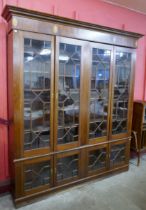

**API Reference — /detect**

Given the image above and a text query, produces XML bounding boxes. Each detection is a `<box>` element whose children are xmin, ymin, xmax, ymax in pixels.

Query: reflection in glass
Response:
<box><xmin>24</xmin><ymin>38</ymin><xmax>51</xmax><ymax>150</ymax></box>
<box><xmin>88</xmin><ymin>148</ymin><xmax>107</xmax><ymax>171</ymax></box>
<box><xmin>57</xmin><ymin>43</ymin><xmax>81</xmax><ymax>144</ymax></box>
<box><xmin>89</xmin><ymin>48</ymin><xmax>111</xmax><ymax>139</ymax></box>
<box><xmin>24</xmin><ymin>161</ymin><xmax>51</xmax><ymax>190</ymax></box>
<box><xmin>57</xmin><ymin>154</ymin><xmax>79</xmax><ymax>181</ymax></box>
<box><xmin>112</xmin><ymin>52</ymin><xmax>131</xmax><ymax>134</ymax></box>
<box><xmin>110</xmin><ymin>143</ymin><xmax>126</xmax><ymax>167</ymax></box>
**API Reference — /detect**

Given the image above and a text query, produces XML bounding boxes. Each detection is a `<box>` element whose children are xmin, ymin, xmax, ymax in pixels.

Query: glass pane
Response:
<box><xmin>57</xmin><ymin>43</ymin><xmax>81</xmax><ymax>144</ymax></box>
<box><xmin>88</xmin><ymin>148</ymin><xmax>107</xmax><ymax>172</ymax></box>
<box><xmin>24</xmin><ymin>38</ymin><xmax>51</xmax><ymax>150</ymax></box>
<box><xmin>24</xmin><ymin>160</ymin><xmax>51</xmax><ymax>190</ymax></box>
<box><xmin>57</xmin><ymin>154</ymin><xmax>79</xmax><ymax>181</ymax></box>
<box><xmin>112</xmin><ymin>52</ymin><xmax>132</xmax><ymax>134</ymax></box>
<box><xmin>110</xmin><ymin>143</ymin><xmax>126</xmax><ymax>167</ymax></box>
<box><xmin>89</xmin><ymin>48</ymin><xmax>111</xmax><ymax>139</ymax></box>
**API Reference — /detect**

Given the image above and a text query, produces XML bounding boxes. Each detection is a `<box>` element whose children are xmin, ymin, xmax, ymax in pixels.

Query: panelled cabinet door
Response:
<box><xmin>87</xmin><ymin>43</ymin><xmax>113</xmax><ymax>144</ymax></box>
<box><xmin>14</xmin><ymin>31</ymin><xmax>54</xmax><ymax>157</ymax></box>
<box><xmin>110</xmin><ymin>47</ymin><xmax>135</xmax><ymax>139</ymax></box>
<box><xmin>54</xmin><ymin>37</ymin><xmax>87</xmax><ymax>151</ymax></box>
<box><xmin>54</xmin><ymin>150</ymin><xmax>81</xmax><ymax>185</ymax></box>
<box><xmin>86</xmin><ymin>144</ymin><xmax>108</xmax><ymax>176</ymax></box>
<box><xmin>14</xmin><ymin>156</ymin><xmax>53</xmax><ymax>198</ymax></box>
<box><xmin>109</xmin><ymin>140</ymin><xmax>130</xmax><ymax>169</ymax></box>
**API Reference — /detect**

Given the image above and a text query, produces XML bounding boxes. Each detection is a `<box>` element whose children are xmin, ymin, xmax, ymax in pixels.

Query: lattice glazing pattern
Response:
<box><xmin>24</xmin><ymin>160</ymin><xmax>51</xmax><ymax>190</ymax></box>
<box><xmin>110</xmin><ymin>143</ymin><xmax>126</xmax><ymax>167</ymax></box>
<box><xmin>58</xmin><ymin>43</ymin><xmax>81</xmax><ymax>144</ymax></box>
<box><xmin>112</xmin><ymin>52</ymin><xmax>132</xmax><ymax>134</ymax></box>
<box><xmin>88</xmin><ymin>148</ymin><xmax>107</xmax><ymax>171</ymax></box>
<box><xmin>89</xmin><ymin>48</ymin><xmax>111</xmax><ymax>139</ymax></box>
<box><xmin>24</xmin><ymin>38</ymin><xmax>51</xmax><ymax>150</ymax></box>
<box><xmin>57</xmin><ymin>154</ymin><xmax>79</xmax><ymax>181</ymax></box>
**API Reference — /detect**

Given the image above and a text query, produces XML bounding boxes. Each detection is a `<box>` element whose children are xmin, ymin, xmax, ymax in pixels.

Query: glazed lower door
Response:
<box><xmin>109</xmin><ymin>139</ymin><xmax>130</xmax><ymax>169</ymax></box>
<box><xmin>15</xmin><ymin>156</ymin><xmax>53</xmax><ymax>198</ymax></box>
<box><xmin>86</xmin><ymin>144</ymin><xmax>108</xmax><ymax>176</ymax></box>
<box><xmin>54</xmin><ymin>150</ymin><xmax>81</xmax><ymax>186</ymax></box>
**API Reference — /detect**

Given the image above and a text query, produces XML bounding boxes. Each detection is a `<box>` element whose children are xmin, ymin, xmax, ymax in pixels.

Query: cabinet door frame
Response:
<box><xmin>109</xmin><ymin>47</ymin><xmax>136</xmax><ymax>140</ymax></box>
<box><xmin>86</xmin><ymin>42</ymin><xmax>114</xmax><ymax>145</ymax></box>
<box><xmin>12</xmin><ymin>31</ymin><xmax>55</xmax><ymax>158</ymax></box>
<box><xmin>15</xmin><ymin>155</ymin><xmax>53</xmax><ymax>198</ymax></box>
<box><xmin>54</xmin><ymin>36</ymin><xmax>90</xmax><ymax>151</ymax></box>
<box><xmin>86</xmin><ymin>143</ymin><xmax>109</xmax><ymax>176</ymax></box>
<box><xmin>54</xmin><ymin>150</ymin><xmax>81</xmax><ymax>186</ymax></box>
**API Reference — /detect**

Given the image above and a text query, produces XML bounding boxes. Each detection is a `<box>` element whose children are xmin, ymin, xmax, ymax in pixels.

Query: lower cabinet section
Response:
<box><xmin>14</xmin><ymin>139</ymin><xmax>130</xmax><ymax>204</ymax></box>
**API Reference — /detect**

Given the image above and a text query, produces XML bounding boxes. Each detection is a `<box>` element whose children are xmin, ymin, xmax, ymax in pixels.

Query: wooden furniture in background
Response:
<box><xmin>131</xmin><ymin>130</ymin><xmax>140</xmax><ymax>166</ymax></box>
<box><xmin>132</xmin><ymin>101</ymin><xmax>146</xmax><ymax>165</ymax></box>
<box><xmin>2</xmin><ymin>5</ymin><xmax>142</xmax><ymax>206</ymax></box>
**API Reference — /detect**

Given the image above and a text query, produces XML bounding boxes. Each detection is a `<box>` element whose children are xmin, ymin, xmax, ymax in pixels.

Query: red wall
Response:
<box><xmin>0</xmin><ymin>0</ymin><xmax>146</xmax><ymax>184</ymax></box>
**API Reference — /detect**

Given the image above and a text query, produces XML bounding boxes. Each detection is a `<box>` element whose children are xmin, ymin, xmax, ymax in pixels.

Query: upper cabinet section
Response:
<box><xmin>3</xmin><ymin>5</ymin><xmax>142</xmax><ymax>159</ymax></box>
<box><xmin>2</xmin><ymin>5</ymin><xmax>142</xmax><ymax>48</ymax></box>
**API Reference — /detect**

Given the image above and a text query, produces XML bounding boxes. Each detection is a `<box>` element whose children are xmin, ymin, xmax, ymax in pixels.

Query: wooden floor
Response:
<box><xmin>0</xmin><ymin>155</ymin><xmax>146</xmax><ymax>210</ymax></box>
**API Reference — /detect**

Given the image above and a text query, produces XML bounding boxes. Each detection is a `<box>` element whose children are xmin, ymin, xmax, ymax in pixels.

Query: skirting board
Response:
<box><xmin>0</xmin><ymin>179</ymin><xmax>10</xmax><ymax>194</ymax></box>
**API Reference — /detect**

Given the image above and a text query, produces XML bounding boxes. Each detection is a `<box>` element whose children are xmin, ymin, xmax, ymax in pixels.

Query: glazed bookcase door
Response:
<box><xmin>14</xmin><ymin>156</ymin><xmax>53</xmax><ymax>198</ymax></box>
<box><xmin>87</xmin><ymin>43</ymin><xmax>113</xmax><ymax>144</ymax></box>
<box><xmin>86</xmin><ymin>144</ymin><xmax>108</xmax><ymax>176</ymax></box>
<box><xmin>109</xmin><ymin>140</ymin><xmax>130</xmax><ymax>169</ymax></box>
<box><xmin>110</xmin><ymin>47</ymin><xmax>135</xmax><ymax>139</ymax></box>
<box><xmin>54</xmin><ymin>37</ymin><xmax>87</xmax><ymax>151</ymax></box>
<box><xmin>15</xmin><ymin>31</ymin><xmax>54</xmax><ymax>157</ymax></box>
<box><xmin>54</xmin><ymin>150</ymin><xmax>81</xmax><ymax>186</ymax></box>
